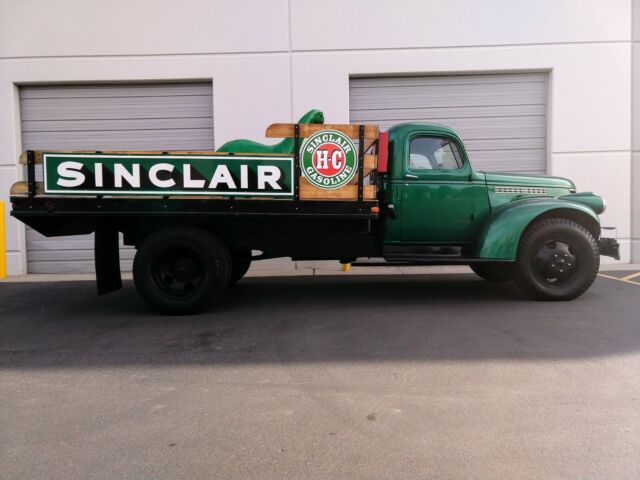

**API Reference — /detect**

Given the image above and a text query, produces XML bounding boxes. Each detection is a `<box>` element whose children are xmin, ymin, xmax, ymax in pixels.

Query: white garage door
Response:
<box><xmin>20</xmin><ymin>82</ymin><xmax>214</xmax><ymax>274</ymax></box>
<box><xmin>350</xmin><ymin>72</ymin><xmax>548</xmax><ymax>174</ymax></box>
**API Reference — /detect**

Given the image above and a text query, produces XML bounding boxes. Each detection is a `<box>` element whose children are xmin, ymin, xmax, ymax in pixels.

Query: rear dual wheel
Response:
<box><xmin>133</xmin><ymin>227</ymin><xmax>232</xmax><ymax>314</ymax></box>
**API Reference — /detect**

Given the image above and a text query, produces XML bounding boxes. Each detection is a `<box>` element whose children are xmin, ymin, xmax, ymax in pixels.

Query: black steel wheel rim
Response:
<box><xmin>531</xmin><ymin>239</ymin><xmax>578</xmax><ymax>286</ymax></box>
<box><xmin>151</xmin><ymin>245</ymin><xmax>207</xmax><ymax>298</ymax></box>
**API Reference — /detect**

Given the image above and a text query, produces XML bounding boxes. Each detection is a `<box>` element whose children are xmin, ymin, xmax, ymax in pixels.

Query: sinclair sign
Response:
<box><xmin>301</xmin><ymin>130</ymin><xmax>358</xmax><ymax>189</ymax></box>
<box><xmin>42</xmin><ymin>130</ymin><xmax>360</xmax><ymax>197</ymax></box>
<box><xmin>43</xmin><ymin>153</ymin><xmax>294</xmax><ymax>197</ymax></box>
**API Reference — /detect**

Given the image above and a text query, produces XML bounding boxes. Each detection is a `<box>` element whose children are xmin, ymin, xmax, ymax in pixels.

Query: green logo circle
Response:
<box><xmin>300</xmin><ymin>130</ymin><xmax>358</xmax><ymax>189</ymax></box>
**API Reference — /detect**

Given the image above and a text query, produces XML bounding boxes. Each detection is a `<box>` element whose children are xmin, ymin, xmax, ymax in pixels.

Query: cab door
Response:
<box><xmin>399</xmin><ymin>135</ymin><xmax>489</xmax><ymax>244</ymax></box>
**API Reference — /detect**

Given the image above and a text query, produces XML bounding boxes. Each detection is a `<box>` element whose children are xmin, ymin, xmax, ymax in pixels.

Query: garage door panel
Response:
<box><xmin>21</xmin><ymin>83</ymin><xmax>213</xmax><ymax>99</ymax></box>
<box><xmin>26</xmin><ymin>239</ymin><xmax>94</xmax><ymax>252</ymax></box>
<box><xmin>26</xmin><ymin>231</ymin><xmax>132</xmax><ymax>252</ymax></box>
<box><xmin>23</xmin><ymin>117</ymin><xmax>213</xmax><ymax>133</ymax></box>
<box><xmin>350</xmin><ymin>73</ymin><xmax>547</xmax><ymax>174</ymax></box>
<box><xmin>21</xmin><ymin>97</ymin><xmax>213</xmax><ymax>121</ymax></box>
<box><xmin>350</xmin><ymin>73</ymin><xmax>547</xmax><ymax>88</ymax></box>
<box><xmin>350</xmin><ymin>103</ymin><xmax>546</xmax><ymax>121</ymax></box>
<box><xmin>466</xmin><ymin>149</ymin><xmax>547</xmax><ymax>173</ymax></box>
<box><xmin>26</xmin><ymin>229</ymin><xmax>94</xmax><ymax>249</ymax></box>
<box><xmin>23</xmin><ymin>129</ymin><xmax>215</xmax><ymax>150</ymax></box>
<box><xmin>435</xmin><ymin>117</ymin><xmax>545</xmax><ymax>140</ymax></box>
<box><xmin>464</xmin><ymin>137</ymin><xmax>546</xmax><ymax>151</ymax></box>
<box><xmin>350</xmin><ymin>84</ymin><xmax>546</xmax><ymax>109</ymax></box>
<box><xmin>350</xmin><ymin>80</ymin><xmax>546</xmax><ymax>98</ymax></box>
<box><xmin>350</xmin><ymin>91</ymin><xmax>544</xmax><ymax>110</ymax></box>
<box><xmin>20</xmin><ymin>81</ymin><xmax>214</xmax><ymax>274</ymax></box>
<box><xmin>27</xmin><ymin>248</ymin><xmax>135</xmax><ymax>262</ymax></box>
<box><xmin>27</xmin><ymin>259</ymin><xmax>134</xmax><ymax>275</ymax></box>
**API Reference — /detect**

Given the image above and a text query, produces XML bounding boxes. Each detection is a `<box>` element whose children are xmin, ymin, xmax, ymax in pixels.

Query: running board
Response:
<box><xmin>353</xmin><ymin>256</ymin><xmax>513</xmax><ymax>266</ymax></box>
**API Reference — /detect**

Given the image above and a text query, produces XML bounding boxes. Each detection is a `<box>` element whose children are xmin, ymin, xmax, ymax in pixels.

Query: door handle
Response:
<box><xmin>387</xmin><ymin>203</ymin><xmax>398</xmax><ymax>219</ymax></box>
<box><xmin>405</xmin><ymin>174</ymin><xmax>418</xmax><ymax>179</ymax></box>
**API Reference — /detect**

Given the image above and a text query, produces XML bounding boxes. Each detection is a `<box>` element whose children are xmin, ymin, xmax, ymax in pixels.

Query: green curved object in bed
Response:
<box><xmin>217</xmin><ymin>109</ymin><xmax>324</xmax><ymax>155</ymax></box>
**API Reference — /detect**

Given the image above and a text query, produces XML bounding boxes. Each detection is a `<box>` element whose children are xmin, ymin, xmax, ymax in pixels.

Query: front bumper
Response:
<box><xmin>598</xmin><ymin>238</ymin><xmax>620</xmax><ymax>260</ymax></box>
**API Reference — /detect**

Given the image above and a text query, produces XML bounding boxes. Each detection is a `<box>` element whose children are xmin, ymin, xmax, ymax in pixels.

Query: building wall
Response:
<box><xmin>0</xmin><ymin>0</ymin><xmax>634</xmax><ymax>274</ymax></box>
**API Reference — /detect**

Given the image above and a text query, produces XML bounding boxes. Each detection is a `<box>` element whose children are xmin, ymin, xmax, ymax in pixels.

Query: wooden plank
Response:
<box><xmin>363</xmin><ymin>154</ymin><xmax>376</xmax><ymax>171</ymax></box>
<box><xmin>363</xmin><ymin>137</ymin><xmax>378</xmax><ymax>153</ymax></box>
<box><xmin>10</xmin><ymin>181</ymin><xmax>43</xmax><ymax>196</ymax></box>
<box><xmin>19</xmin><ymin>141</ymin><xmax>377</xmax><ymax>165</ymax></box>
<box><xmin>299</xmin><ymin>177</ymin><xmax>377</xmax><ymax>201</ymax></box>
<box><xmin>348</xmin><ymin>154</ymin><xmax>376</xmax><ymax>184</ymax></box>
<box><xmin>19</xmin><ymin>150</ymin><xmax>294</xmax><ymax>165</ymax></box>
<box><xmin>265</xmin><ymin>123</ymin><xmax>379</xmax><ymax>140</ymax></box>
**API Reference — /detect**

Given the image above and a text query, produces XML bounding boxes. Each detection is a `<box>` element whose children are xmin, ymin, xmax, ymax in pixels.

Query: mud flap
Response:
<box><xmin>95</xmin><ymin>221</ymin><xmax>122</xmax><ymax>295</ymax></box>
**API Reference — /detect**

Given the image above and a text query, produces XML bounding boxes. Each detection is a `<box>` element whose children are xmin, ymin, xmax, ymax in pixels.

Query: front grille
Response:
<box><xmin>494</xmin><ymin>186</ymin><xmax>549</xmax><ymax>195</ymax></box>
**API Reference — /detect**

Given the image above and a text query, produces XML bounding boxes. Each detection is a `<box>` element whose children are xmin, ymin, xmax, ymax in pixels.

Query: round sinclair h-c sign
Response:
<box><xmin>300</xmin><ymin>130</ymin><xmax>358</xmax><ymax>189</ymax></box>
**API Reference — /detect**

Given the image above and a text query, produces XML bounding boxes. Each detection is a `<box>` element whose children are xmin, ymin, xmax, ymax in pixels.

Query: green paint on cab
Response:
<box><xmin>383</xmin><ymin>123</ymin><xmax>490</xmax><ymax>244</ymax></box>
<box><xmin>383</xmin><ymin>122</ymin><xmax>608</xmax><ymax>259</ymax></box>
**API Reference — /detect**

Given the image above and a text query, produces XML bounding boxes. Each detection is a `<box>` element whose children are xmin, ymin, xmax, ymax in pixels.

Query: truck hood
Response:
<box><xmin>483</xmin><ymin>171</ymin><xmax>605</xmax><ymax>214</ymax></box>
<box><xmin>483</xmin><ymin>172</ymin><xmax>575</xmax><ymax>190</ymax></box>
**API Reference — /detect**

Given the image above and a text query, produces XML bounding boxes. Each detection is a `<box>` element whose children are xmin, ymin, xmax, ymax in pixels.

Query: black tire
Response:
<box><xmin>470</xmin><ymin>263</ymin><xmax>514</xmax><ymax>282</ymax></box>
<box><xmin>230</xmin><ymin>249</ymin><xmax>252</xmax><ymax>286</ymax></box>
<box><xmin>133</xmin><ymin>227</ymin><xmax>232</xmax><ymax>314</ymax></box>
<box><xmin>514</xmin><ymin>218</ymin><xmax>599</xmax><ymax>301</ymax></box>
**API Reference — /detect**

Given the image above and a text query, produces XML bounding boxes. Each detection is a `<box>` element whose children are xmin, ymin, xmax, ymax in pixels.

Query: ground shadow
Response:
<box><xmin>1</xmin><ymin>274</ymin><xmax>638</xmax><ymax>367</ymax></box>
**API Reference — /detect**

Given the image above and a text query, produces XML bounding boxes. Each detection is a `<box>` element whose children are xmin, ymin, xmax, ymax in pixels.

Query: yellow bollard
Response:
<box><xmin>0</xmin><ymin>200</ymin><xmax>6</xmax><ymax>279</ymax></box>
<box><xmin>341</xmin><ymin>262</ymin><xmax>351</xmax><ymax>272</ymax></box>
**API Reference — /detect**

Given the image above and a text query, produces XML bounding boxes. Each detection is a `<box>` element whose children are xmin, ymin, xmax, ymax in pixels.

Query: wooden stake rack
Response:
<box><xmin>265</xmin><ymin>122</ymin><xmax>379</xmax><ymax>201</ymax></box>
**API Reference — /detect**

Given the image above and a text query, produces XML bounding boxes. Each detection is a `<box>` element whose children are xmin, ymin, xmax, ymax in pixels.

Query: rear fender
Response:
<box><xmin>475</xmin><ymin>198</ymin><xmax>600</xmax><ymax>260</ymax></box>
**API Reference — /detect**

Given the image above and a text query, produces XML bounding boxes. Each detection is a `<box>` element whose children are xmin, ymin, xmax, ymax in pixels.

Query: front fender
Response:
<box><xmin>475</xmin><ymin>198</ymin><xmax>600</xmax><ymax>260</ymax></box>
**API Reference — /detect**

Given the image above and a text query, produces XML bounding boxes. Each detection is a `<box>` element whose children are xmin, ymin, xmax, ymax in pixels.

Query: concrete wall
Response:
<box><xmin>0</xmin><ymin>0</ymin><xmax>635</xmax><ymax>274</ymax></box>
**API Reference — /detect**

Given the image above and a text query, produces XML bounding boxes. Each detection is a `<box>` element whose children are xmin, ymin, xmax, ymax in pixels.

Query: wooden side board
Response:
<box><xmin>265</xmin><ymin>123</ymin><xmax>379</xmax><ymax>140</ymax></box>
<box><xmin>299</xmin><ymin>178</ymin><xmax>376</xmax><ymax>201</ymax></box>
<box><xmin>18</xmin><ymin>150</ymin><xmax>293</xmax><ymax>165</ymax></box>
<box><xmin>10</xmin><ymin>181</ymin><xmax>43</xmax><ymax>196</ymax></box>
<box><xmin>19</xmin><ymin>151</ymin><xmax>376</xmax><ymax>178</ymax></box>
<box><xmin>17</xmin><ymin>139</ymin><xmax>380</xmax><ymax>201</ymax></box>
<box><xmin>347</xmin><ymin>154</ymin><xmax>376</xmax><ymax>183</ymax></box>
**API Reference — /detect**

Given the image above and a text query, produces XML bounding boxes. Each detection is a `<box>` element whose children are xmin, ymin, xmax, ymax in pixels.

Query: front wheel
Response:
<box><xmin>133</xmin><ymin>227</ymin><xmax>232</xmax><ymax>314</ymax></box>
<box><xmin>514</xmin><ymin>218</ymin><xmax>599</xmax><ymax>301</ymax></box>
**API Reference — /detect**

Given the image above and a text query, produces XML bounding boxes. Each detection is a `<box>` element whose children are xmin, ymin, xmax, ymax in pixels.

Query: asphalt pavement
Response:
<box><xmin>1</xmin><ymin>273</ymin><xmax>639</xmax><ymax>479</ymax></box>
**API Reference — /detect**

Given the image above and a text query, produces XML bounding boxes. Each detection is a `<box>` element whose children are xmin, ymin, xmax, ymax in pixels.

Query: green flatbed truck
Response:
<box><xmin>10</xmin><ymin>109</ymin><xmax>619</xmax><ymax>314</ymax></box>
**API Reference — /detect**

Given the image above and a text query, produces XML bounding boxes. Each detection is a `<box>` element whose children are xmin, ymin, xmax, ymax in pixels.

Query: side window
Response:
<box><xmin>408</xmin><ymin>136</ymin><xmax>463</xmax><ymax>171</ymax></box>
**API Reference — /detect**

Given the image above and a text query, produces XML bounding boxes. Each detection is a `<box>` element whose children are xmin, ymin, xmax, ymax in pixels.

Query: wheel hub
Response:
<box><xmin>170</xmin><ymin>257</ymin><xmax>197</xmax><ymax>282</ymax></box>
<box><xmin>534</xmin><ymin>240</ymin><xmax>577</xmax><ymax>284</ymax></box>
<box><xmin>151</xmin><ymin>246</ymin><xmax>206</xmax><ymax>297</ymax></box>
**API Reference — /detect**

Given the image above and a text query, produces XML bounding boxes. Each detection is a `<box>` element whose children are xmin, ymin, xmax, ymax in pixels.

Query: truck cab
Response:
<box><xmin>383</xmin><ymin>123</ymin><xmax>490</xmax><ymax>247</ymax></box>
<box><xmin>379</xmin><ymin>122</ymin><xmax>618</xmax><ymax>300</ymax></box>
